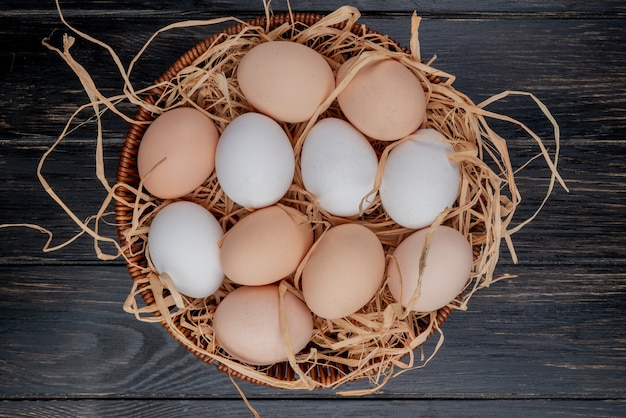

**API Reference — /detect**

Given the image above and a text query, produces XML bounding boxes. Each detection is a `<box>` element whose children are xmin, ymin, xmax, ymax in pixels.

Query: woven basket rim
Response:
<box><xmin>114</xmin><ymin>11</ymin><xmax>452</xmax><ymax>389</ymax></box>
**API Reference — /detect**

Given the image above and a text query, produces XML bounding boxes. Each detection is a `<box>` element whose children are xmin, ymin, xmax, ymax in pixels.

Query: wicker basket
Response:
<box><xmin>115</xmin><ymin>12</ymin><xmax>467</xmax><ymax>389</ymax></box>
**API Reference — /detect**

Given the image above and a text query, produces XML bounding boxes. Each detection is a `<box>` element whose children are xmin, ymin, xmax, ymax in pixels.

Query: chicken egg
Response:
<box><xmin>302</xmin><ymin>223</ymin><xmax>385</xmax><ymax>320</ymax></box>
<box><xmin>387</xmin><ymin>225</ymin><xmax>473</xmax><ymax>312</ymax></box>
<box><xmin>337</xmin><ymin>56</ymin><xmax>426</xmax><ymax>142</ymax></box>
<box><xmin>380</xmin><ymin>128</ymin><xmax>460</xmax><ymax>229</ymax></box>
<box><xmin>137</xmin><ymin>107</ymin><xmax>219</xmax><ymax>199</ymax></box>
<box><xmin>237</xmin><ymin>41</ymin><xmax>335</xmax><ymax>123</ymax></box>
<box><xmin>213</xmin><ymin>284</ymin><xmax>314</xmax><ymax>365</ymax></box>
<box><xmin>215</xmin><ymin>112</ymin><xmax>295</xmax><ymax>209</ymax></box>
<box><xmin>219</xmin><ymin>205</ymin><xmax>314</xmax><ymax>286</ymax></box>
<box><xmin>147</xmin><ymin>200</ymin><xmax>224</xmax><ymax>299</ymax></box>
<box><xmin>301</xmin><ymin>118</ymin><xmax>378</xmax><ymax>217</ymax></box>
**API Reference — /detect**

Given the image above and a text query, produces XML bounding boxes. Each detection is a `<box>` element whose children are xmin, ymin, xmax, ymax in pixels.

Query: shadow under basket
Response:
<box><xmin>115</xmin><ymin>12</ymin><xmax>456</xmax><ymax>390</ymax></box>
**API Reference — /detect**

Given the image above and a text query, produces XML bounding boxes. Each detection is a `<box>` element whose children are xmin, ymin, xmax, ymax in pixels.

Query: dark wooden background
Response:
<box><xmin>1</xmin><ymin>0</ymin><xmax>625</xmax><ymax>416</ymax></box>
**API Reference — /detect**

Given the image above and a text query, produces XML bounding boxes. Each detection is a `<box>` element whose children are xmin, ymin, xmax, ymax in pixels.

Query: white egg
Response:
<box><xmin>148</xmin><ymin>200</ymin><xmax>224</xmax><ymax>298</ymax></box>
<box><xmin>215</xmin><ymin>112</ymin><xmax>295</xmax><ymax>208</ymax></box>
<box><xmin>301</xmin><ymin>118</ymin><xmax>378</xmax><ymax>217</ymax></box>
<box><xmin>380</xmin><ymin>128</ymin><xmax>460</xmax><ymax>229</ymax></box>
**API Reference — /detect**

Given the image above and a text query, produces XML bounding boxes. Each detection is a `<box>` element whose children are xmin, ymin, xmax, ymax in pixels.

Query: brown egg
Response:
<box><xmin>213</xmin><ymin>284</ymin><xmax>313</xmax><ymax>365</ymax></box>
<box><xmin>387</xmin><ymin>226</ymin><xmax>473</xmax><ymax>312</ymax></box>
<box><xmin>302</xmin><ymin>223</ymin><xmax>385</xmax><ymax>320</ymax></box>
<box><xmin>337</xmin><ymin>56</ymin><xmax>426</xmax><ymax>141</ymax></box>
<box><xmin>137</xmin><ymin>107</ymin><xmax>219</xmax><ymax>199</ymax></box>
<box><xmin>219</xmin><ymin>205</ymin><xmax>314</xmax><ymax>286</ymax></box>
<box><xmin>237</xmin><ymin>41</ymin><xmax>335</xmax><ymax>123</ymax></box>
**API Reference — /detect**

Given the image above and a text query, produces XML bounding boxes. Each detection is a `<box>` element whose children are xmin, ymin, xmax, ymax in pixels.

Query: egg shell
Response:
<box><xmin>387</xmin><ymin>225</ymin><xmax>473</xmax><ymax>312</ymax></box>
<box><xmin>301</xmin><ymin>118</ymin><xmax>378</xmax><ymax>217</ymax></box>
<box><xmin>137</xmin><ymin>107</ymin><xmax>219</xmax><ymax>199</ymax></box>
<box><xmin>336</xmin><ymin>56</ymin><xmax>426</xmax><ymax>141</ymax></box>
<box><xmin>215</xmin><ymin>112</ymin><xmax>295</xmax><ymax>208</ymax></box>
<box><xmin>219</xmin><ymin>205</ymin><xmax>314</xmax><ymax>286</ymax></box>
<box><xmin>302</xmin><ymin>223</ymin><xmax>385</xmax><ymax>320</ymax></box>
<box><xmin>147</xmin><ymin>201</ymin><xmax>224</xmax><ymax>298</ymax></box>
<box><xmin>237</xmin><ymin>41</ymin><xmax>335</xmax><ymax>123</ymax></box>
<box><xmin>213</xmin><ymin>284</ymin><xmax>314</xmax><ymax>365</ymax></box>
<box><xmin>380</xmin><ymin>128</ymin><xmax>460</xmax><ymax>229</ymax></box>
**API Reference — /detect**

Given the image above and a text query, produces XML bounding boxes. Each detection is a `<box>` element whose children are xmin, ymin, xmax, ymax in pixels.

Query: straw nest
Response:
<box><xmin>42</xmin><ymin>4</ymin><xmax>564</xmax><ymax>395</ymax></box>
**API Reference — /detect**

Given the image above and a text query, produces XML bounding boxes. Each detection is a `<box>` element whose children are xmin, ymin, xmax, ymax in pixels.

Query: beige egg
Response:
<box><xmin>219</xmin><ymin>205</ymin><xmax>314</xmax><ymax>286</ymax></box>
<box><xmin>302</xmin><ymin>223</ymin><xmax>385</xmax><ymax>320</ymax></box>
<box><xmin>337</xmin><ymin>56</ymin><xmax>426</xmax><ymax>141</ymax></box>
<box><xmin>213</xmin><ymin>284</ymin><xmax>313</xmax><ymax>365</ymax></box>
<box><xmin>387</xmin><ymin>226</ymin><xmax>473</xmax><ymax>312</ymax></box>
<box><xmin>137</xmin><ymin>107</ymin><xmax>219</xmax><ymax>199</ymax></box>
<box><xmin>237</xmin><ymin>41</ymin><xmax>335</xmax><ymax>123</ymax></box>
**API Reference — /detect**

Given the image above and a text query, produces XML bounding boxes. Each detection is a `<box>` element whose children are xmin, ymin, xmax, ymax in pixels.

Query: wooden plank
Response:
<box><xmin>2</xmin><ymin>0</ymin><xmax>626</xmax><ymax>15</ymax></box>
<box><xmin>0</xmin><ymin>265</ymin><xmax>624</xmax><ymax>398</ymax></box>
<box><xmin>0</xmin><ymin>399</ymin><xmax>625</xmax><ymax>417</ymax></box>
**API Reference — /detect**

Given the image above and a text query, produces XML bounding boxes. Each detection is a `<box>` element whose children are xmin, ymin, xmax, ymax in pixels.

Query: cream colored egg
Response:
<box><xmin>387</xmin><ymin>225</ymin><xmax>473</xmax><ymax>312</ymax></box>
<box><xmin>219</xmin><ymin>205</ymin><xmax>314</xmax><ymax>286</ymax></box>
<box><xmin>213</xmin><ymin>284</ymin><xmax>313</xmax><ymax>365</ymax></box>
<box><xmin>337</xmin><ymin>56</ymin><xmax>426</xmax><ymax>141</ymax></box>
<box><xmin>302</xmin><ymin>223</ymin><xmax>385</xmax><ymax>320</ymax></box>
<box><xmin>237</xmin><ymin>41</ymin><xmax>335</xmax><ymax>123</ymax></box>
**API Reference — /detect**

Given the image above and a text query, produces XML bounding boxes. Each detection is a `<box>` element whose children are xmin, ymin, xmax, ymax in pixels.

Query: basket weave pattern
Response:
<box><xmin>115</xmin><ymin>12</ymin><xmax>478</xmax><ymax>389</ymax></box>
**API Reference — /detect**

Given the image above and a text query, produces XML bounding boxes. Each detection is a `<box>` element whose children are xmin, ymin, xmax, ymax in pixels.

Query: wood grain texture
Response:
<box><xmin>1</xmin><ymin>0</ymin><xmax>625</xmax><ymax>416</ymax></box>
<box><xmin>1</xmin><ymin>265</ymin><xmax>624</xmax><ymax>399</ymax></box>
<box><xmin>1</xmin><ymin>399</ymin><xmax>625</xmax><ymax>418</ymax></box>
<box><xmin>3</xmin><ymin>0</ymin><xmax>626</xmax><ymax>15</ymax></box>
